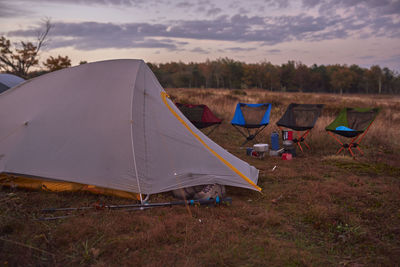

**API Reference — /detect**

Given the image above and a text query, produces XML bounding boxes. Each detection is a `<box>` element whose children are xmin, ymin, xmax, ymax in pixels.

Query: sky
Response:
<box><xmin>0</xmin><ymin>0</ymin><xmax>399</xmax><ymax>71</ymax></box>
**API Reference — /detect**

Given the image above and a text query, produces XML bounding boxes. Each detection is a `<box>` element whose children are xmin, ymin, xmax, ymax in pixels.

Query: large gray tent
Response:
<box><xmin>0</xmin><ymin>73</ymin><xmax>25</xmax><ymax>94</ymax></box>
<box><xmin>0</xmin><ymin>59</ymin><xmax>260</xmax><ymax>197</ymax></box>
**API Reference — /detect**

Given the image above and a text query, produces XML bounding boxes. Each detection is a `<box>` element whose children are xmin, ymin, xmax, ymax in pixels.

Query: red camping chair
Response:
<box><xmin>175</xmin><ymin>103</ymin><xmax>222</xmax><ymax>135</ymax></box>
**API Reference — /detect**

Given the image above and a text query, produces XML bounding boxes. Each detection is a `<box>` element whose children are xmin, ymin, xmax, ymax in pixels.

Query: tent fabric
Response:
<box><xmin>0</xmin><ymin>59</ymin><xmax>260</xmax><ymax>195</ymax></box>
<box><xmin>325</xmin><ymin>108</ymin><xmax>380</xmax><ymax>138</ymax></box>
<box><xmin>0</xmin><ymin>174</ymin><xmax>140</xmax><ymax>199</ymax></box>
<box><xmin>277</xmin><ymin>103</ymin><xmax>324</xmax><ymax>131</ymax></box>
<box><xmin>0</xmin><ymin>73</ymin><xmax>25</xmax><ymax>94</ymax></box>
<box><xmin>175</xmin><ymin>103</ymin><xmax>222</xmax><ymax>129</ymax></box>
<box><xmin>231</xmin><ymin>103</ymin><xmax>272</xmax><ymax>128</ymax></box>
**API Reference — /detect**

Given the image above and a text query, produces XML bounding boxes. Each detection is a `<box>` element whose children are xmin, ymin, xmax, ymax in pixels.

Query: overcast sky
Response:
<box><xmin>1</xmin><ymin>0</ymin><xmax>399</xmax><ymax>70</ymax></box>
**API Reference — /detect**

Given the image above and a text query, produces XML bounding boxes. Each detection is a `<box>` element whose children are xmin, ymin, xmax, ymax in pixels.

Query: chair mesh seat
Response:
<box><xmin>325</xmin><ymin>107</ymin><xmax>380</xmax><ymax>157</ymax></box>
<box><xmin>326</xmin><ymin>108</ymin><xmax>379</xmax><ymax>138</ymax></box>
<box><xmin>175</xmin><ymin>103</ymin><xmax>222</xmax><ymax>129</ymax></box>
<box><xmin>231</xmin><ymin>103</ymin><xmax>272</xmax><ymax>145</ymax></box>
<box><xmin>231</xmin><ymin>103</ymin><xmax>271</xmax><ymax>128</ymax></box>
<box><xmin>277</xmin><ymin>103</ymin><xmax>324</xmax><ymax>131</ymax></box>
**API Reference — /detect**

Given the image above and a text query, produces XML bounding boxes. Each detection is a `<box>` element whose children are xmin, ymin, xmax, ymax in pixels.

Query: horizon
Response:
<box><xmin>0</xmin><ymin>0</ymin><xmax>399</xmax><ymax>71</ymax></box>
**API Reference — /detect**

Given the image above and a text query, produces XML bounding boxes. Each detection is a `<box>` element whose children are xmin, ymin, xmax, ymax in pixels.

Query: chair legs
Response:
<box><xmin>327</xmin><ymin>131</ymin><xmax>364</xmax><ymax>158</ymax></box>
<box><xmin>233</xmin><ymin>125</ymin><xmax>267</xmax><ymax>146</ymax></box>
<box><xmin>279</xmin><ymin>128</ymin><xmax>312</xmax><ymax>153</ymax></box>
<box><xmin>293</xmin><ymin>130</ymin><xmax>311</xmax><ymax>152</ymax></box>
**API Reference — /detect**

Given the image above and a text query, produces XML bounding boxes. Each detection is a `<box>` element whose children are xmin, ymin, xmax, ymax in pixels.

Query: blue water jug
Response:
<box><xmin>271</xmin><ymin>131</ymin><xmax>279</xmax><ymax>150</ymax></box>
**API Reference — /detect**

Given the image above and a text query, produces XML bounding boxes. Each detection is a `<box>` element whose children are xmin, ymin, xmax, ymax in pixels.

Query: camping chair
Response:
<box><xmin>325</xmin><ymin>108</ymin><xmax>380</xmax><ymax>157</ymax></box>
<box><xmin>231</xmin><ymin>103</ymin><xmax>272</xmax><ymax>145</ymax></box>
<box><xmin>175</xmin><ymin>103</ymin><xmax>222</xmax><ymax>135</ymax></box>
<box><xmin>276</xmin><ymin>103</ymin><xmax>324</xmax><ymax>152</ymax></box>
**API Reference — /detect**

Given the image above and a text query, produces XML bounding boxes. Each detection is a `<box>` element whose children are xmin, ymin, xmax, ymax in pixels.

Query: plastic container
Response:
<box><xmin>246</xmin><ymin>147</ymin><xmax>253</xmax><ymax>156</ymax></box>
<box><xmin>281</xmin><ymin>153</ymin><xmax>292</xmax><ymax>160</ymax></box>
<box><xmin>271</xmin><ymin>132</ymin><xmax>279</xmax><ymax>150</ymax></box>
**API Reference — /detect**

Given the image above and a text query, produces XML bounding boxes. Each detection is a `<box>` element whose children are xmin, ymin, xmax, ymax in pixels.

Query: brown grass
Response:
<box><xmin>1</xmin><ymin>89</ymin><xmax>400</xmax><ymax>266</ymax></box>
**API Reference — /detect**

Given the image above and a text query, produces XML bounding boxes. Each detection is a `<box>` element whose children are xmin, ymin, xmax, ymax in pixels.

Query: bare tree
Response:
<box><xmin>0</xmin><ymin>19</ymin><xmax>52</xmax><ymax>78</ymax></box>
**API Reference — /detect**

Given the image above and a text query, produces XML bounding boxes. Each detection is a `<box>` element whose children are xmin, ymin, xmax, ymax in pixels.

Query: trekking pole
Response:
<box><xmin>41</xmin><ymin>197</ymin><xmax>232</xmax><ymax>213</ymax></box>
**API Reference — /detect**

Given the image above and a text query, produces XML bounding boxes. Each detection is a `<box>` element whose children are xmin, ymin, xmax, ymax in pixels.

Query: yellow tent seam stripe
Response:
<box><xmin>160</xmin><ymin>92</ymin><xmax>261</xmax><ymax>191</ymax></box>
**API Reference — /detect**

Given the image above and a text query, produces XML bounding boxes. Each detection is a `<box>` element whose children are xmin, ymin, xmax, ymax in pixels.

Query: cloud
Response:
<box><xmin>0</xmin><ymin>2</ymin><xmax>31</xmax><ymax>17</ymax></box>
<box><xmin>226</xmin><ymin>47</ymin><xmax>256</xmax><ymax>52</ymax></box>
<box><xmin>5</xmin><ymin>3</ymin><xmax>400</xmax><ymax>51</ymax></box>
<box><xmin>13</xmin><ymin>0</ymin><xmax>149</xmax><ymax>6</ymax></box>
<box><xmin>175</xmin><ymin>1</ymin><xmax>195</xmax><ymax>9</ymax></box>
<box><xmin>190</xmin><ymin>47</ymin><xmax>209</xmax><ymax>54</ymax></box>
<box><xmin>207</xmin><ymin>7</ymin><xmax>222</xmax><ymax>16</ymax></box>
<box><xmin>267</xmin><ymin>49</ymin><xmax>281</xmax><ymax>53</ymax></box>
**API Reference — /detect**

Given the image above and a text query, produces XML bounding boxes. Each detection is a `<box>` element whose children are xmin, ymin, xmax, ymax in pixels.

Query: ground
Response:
<box><xmin>1</xmin><ymin>90</ymin><xmax>399</xmax><ymax>266</ymax></box>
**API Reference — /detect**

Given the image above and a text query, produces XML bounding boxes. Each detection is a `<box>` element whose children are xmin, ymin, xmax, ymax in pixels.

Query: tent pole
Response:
<box><xmin>130</xmin><ymin>66</ymin><xmax>143</xmax><ymax>204</ymax></box>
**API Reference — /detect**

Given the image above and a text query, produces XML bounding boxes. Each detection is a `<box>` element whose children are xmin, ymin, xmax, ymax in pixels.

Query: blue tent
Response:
<box><xmin>0</xmin><ymin>74</ymin><xmax>25</xmax><ymax>94</ymax></box>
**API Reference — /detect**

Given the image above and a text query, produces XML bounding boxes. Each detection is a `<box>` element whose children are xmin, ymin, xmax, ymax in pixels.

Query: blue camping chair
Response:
<box><xmin>231</xmin><ymin>103</ymin><xmax>272</xmax><ymax>145</ymax></box>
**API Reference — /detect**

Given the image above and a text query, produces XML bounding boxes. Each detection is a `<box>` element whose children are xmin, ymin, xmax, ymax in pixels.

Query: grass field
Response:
<box><xmin>1</xmin><ymin>89</ymin><xmax>400</xmax><ymax>266</ymax></box>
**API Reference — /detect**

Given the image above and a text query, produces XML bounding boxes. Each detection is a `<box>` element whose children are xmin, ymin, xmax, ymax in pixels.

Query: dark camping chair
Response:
<box><xmin>231</xmin><ymin>103</ymin><xmax>272</xmax><ymax>145</ymax></box>
<box><xmin>175</xmin><ymin>103</ymin><xmax>222</xmax><ymax>135</ymax></box>
<box><xmin>325</xmin><ymin>107</ymin><xmax>380</xmax><ymax>157</ymax></box>
<box><xmin>277</xmin><ymin>103</ymin><xmax>324</xmax><ymax>152</ymax></box>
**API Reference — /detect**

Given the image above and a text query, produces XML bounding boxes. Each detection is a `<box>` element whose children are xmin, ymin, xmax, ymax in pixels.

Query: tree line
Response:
<box><xmin>148</xmin><ymin>58</ymin><xmax>400</xmax><ymax>94</ymax></box>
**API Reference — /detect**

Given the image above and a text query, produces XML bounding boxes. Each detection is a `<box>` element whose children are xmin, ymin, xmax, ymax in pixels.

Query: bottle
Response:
<box><xmin>271</xmin><ymin>132</ymin><xmax>279</xmax><ymax>150</ymax></box>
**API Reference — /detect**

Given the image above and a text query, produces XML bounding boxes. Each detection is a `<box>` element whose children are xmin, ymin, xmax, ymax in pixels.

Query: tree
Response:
<box><xmin>366</xmin><ymin>65</ymin><xmax>383</xmax><ymax>94</ymax></box>
<box><xmin>330</xmin><ymin>67</ymin><xmax>355</xmax><ymax>94</ymax></box>
<box><xmin>294</xmin><ymin>62</ymin><xmax>311</xmax><ymax>92</ymax></box>
<box><xmin>0</xmin><ymin>19</ymin><xmax>52</xmax><ymax>78</ymax></box>
<box><xmin>43</xmin><ymin>55</ymin><xmax>72</xmax><ymax>72</ymax></box>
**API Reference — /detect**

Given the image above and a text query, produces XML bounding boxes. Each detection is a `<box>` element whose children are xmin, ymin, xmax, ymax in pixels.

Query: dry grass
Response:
<box><xmin>1</xmin><ymin>89</ymin><xmax>400</xmax><ymax>266</ymax></box>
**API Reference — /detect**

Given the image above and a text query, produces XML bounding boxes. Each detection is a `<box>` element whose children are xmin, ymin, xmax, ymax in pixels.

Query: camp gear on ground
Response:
<box><xmin>253</xmin><ymin>144</ymin><xmax>269</xmax><ymax>159</ymax></box>
<box><xmin>172</xmin><ymin>184</ymin><xmax>226</xmax><ymax>200</ymax></box>
<box><xmin>271</xmin><ymin>131</ymin><xmax>280</xmax><ymax>150</ymax></box>
<box><xmin>277</xmin><ymin>103</ymin><xmax>324</xmax><ymax>152</ymax></box>
<box><xmin>283</xmin><ymin>140</ymin><xmax>296</xmax><ymax>157</ymax></box>
<box><xmin>281</xmin><ymin>153</ymin><xmax>292</xmax><ymax>160</ymax></box>
<box><xmin>39</xmin><ymin>197</ymin><xmax>233</xmax><ymax>220</ymax></box>
<box><xmin>175</xmin><ymin>103</ymin><xmax>222</xmax><ymax>135</ymax></box>
<box><xmin>0</xmin><ymin>74</ymin><xmax>25</xmax><ymax>94</ymax></box>
<box><xmin>0</xmin><ymin>59</ymin><xmax>261</xmax><ymax>201</ymax></box>
<box><xmin>246</xmin><ymin>147</ymin><xmax>253</xmax><ymax>156</ymax></box>
<box><xmin>231</xmin><ymin>103</ymin><xmax>272</xmax><ymax>145</ymax></box>
<box><xmin>282</xmin><ymin>130</ymin><xmax>293</xmax><ymax>141</ymax></box>
<box><xmin>325</xmin><ymin>107</ymin><xmax>380</xmax><ymax>157</ymax></box>
<box><xmin>269</xmin><ymin>150</ymin><xmax>280</xmax><ymax>156</ymax></box>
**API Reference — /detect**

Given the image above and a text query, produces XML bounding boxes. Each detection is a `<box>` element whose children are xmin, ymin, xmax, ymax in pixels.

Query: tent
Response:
<box><xmin>0</xmin><ymin>73</ymin><xmax>25</xmax><ymax>94</ymax></box>
<box><xmin>175</xmin><ymin>103</ymin><xmax>222</xmax><ymax>135</ymax></box>
<box><xmin>231</xmin><ymin>103</ymin><xmax>272</xmax><ymax>145</ymax></box>
<box><xmin>0</xmin><ymin>60</ymin><xmax>260</xmax><ymax>200</ymax></box>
